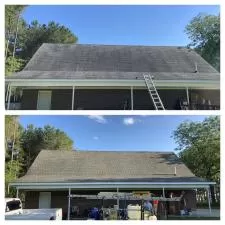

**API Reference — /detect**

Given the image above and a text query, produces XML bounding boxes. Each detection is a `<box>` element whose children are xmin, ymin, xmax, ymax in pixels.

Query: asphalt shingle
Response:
<box><xmin>7</xmin><ymin>43</ymin><xmax>219</xmax><ymax>81</ymax></box>
<box><xmin>16</xmin><ymin>150</ymin><xmax>205</xmax><ymax>183</ymax></box>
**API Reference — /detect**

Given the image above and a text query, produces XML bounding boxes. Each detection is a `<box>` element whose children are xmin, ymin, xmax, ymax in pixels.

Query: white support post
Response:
<box><xmin>131</xmin><ymin>86</ymin><xmax>134</xmax><ymax>110</ymax></box>
<box><xmin>7</xmin><ymin>85</ymin><xmax>12</xmax><ymax>110</ymax></box>
<box><xmin>67</xmin><ymin>188</ymin><xmax>71</xmax><ymax>220</ymax></box>
<box><xmin>207</xmin><ymin>187</ymin><xmax>212</xmax><ymax>215</ymax></box>
<box><xmin>6</xmin><ymin>84</ymin><xmax>10</xmax><ymax>103</ymax></box>
<box><xmin>186</xmin><ymin>87</ymin><xmax>190</xmax><ymax>105</ymax></box>
<box><xmin>162</xmin><ymin>187</ymin><xmax>166</xmax><ymax>218</ymax></box>
<box><xmin>71</xmin><ymin>86</ymin><xmax>75</xmax><ymax>110</ymax></box>
<box><xmin>117</xmin><ymin>187</ymin><xmax>119</xmax><ymax>219</ymax></box>
<box><xmin>16</xmin><ymin>188</ymin><xmax>19</xmax><ymax>198</ymax></box>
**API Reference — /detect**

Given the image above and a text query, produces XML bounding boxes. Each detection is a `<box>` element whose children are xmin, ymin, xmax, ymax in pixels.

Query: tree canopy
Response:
<box><xmin>20</xmin><ymin>124</ymin><xmax>73</xmax><ymax>170</ymax></box>
<box><xmin>5</xmin><ymin>116</ymin><xmax>74</xmax><ymax>197</ymax></box>
<box><xmin>172</xmin><ymin>116</ymin><xmax>220</xmax><ymax>202</ymax></box>
<box><xmin>19</xmin><ymin>20</ymin><xmax>78</xmax><ymax>60</ymax></box>
<box><xmin>5</xmin><ymin>5</ymin><xmax>78</xmax><ymax>75</ymax></box>
<box><xmin>185</xmin><ymin>13</ymin><xmax>220</xmax><ymax>71</ymax></box>
<box><xmin>173</xmin><ymin>116</ymin><xmax>220</xmax><ymax>183</ymax></box>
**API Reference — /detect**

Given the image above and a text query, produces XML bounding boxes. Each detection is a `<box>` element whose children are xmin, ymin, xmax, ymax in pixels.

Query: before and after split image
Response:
<box><xmin>4</xmin><ymin>3</ymin><xmax>220</xmax><ymax>221</ymax></box>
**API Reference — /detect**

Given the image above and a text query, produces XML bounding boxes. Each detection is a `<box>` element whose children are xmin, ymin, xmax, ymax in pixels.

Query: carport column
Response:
<box><xmin>207</xmin><ymin>187</ymin><xmax>212</xmax><ymax>215</ymax></box>
<box><xmin>6</xmin><ymin>84</ymin><xmax>10</xmax><ymax>104</ymax></box>
<box><xmin>71</xmin><ymin>86</ymin><xmax>75</xmax><ymax>110</ymax></box>
<box><xmin>131</xmin><ymin>86</ymin><xmax>134</xmax><ymax>110</ymax></box>
<box><xmin>186</xmin><ymin>87</ymin><xmax>190</xmax><ymax>105</ymax></box>
<box><xmin>162</xmin><ymin>187</ymin><xmax>166</xmax><ymax>218</ymax></box>
<box><xmin>117</xmin><ymin>187</ymin><xmax>119</xmax><ymax>219</ymax></box>
<box><xmin>16</xmin><ymin>188</ymin><xmax>19</xmax><ymax>198</ymax></box>
<box><xmin>7</xmin><ymin>84</ymin><xmax>12</xmax><ymax>110</ymax></box>
<box><xmin>67</xmin><ymin>188</ymin><xmax>71</xmax><ymax>220</ymax></box>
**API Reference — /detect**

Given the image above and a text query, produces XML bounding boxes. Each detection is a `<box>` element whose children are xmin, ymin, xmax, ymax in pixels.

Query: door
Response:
<box><xmin>39</xmin><ymin>192</ymin><xmax>51</xmax><ymax>208</ymax></box>
<box><xmin>37</xmin><ymin>91</ymin><xmax>52</xmax><ymax>110</ymax></box>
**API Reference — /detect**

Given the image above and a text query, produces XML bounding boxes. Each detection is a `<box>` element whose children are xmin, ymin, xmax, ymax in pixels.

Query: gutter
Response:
<box><xmin>10</xmin><ymin>181</ymin><xmax>216</xmax><ymax>190</ymax></box>
<box><xmin>5</xmin><ymin>79</ymin><xmax>220</xmax><ymax>89</ymax></box>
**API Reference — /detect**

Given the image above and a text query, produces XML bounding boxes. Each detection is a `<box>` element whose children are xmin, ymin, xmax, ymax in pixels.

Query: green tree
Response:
<box><xmin>5</xmin><ymin>5</ymin><xmax>26</xmax><ymax>34</ymax></box>
<box><xmin>19</xmin><ymin>20</ymin><xmax>78</xmax><ymax>60</ymax></box>
<box><xmin>20</xmin><ymin>125</ymin><xmax>73</xmax><ymax>171</ymax></box>
<box><xmin>5</xmin><ymin>56</ymin><xmax>26</xmax><ymax>75</ymax></box>
<box><xmin>5</xmin><ymin>5</ymin><xmax>27</xmax><ymax>75</ymax></box>
<box><xmin>5</xmin><ymin>6</ymin><xmax>78</xmax><ymax>75</ymax></box>
<box><xmin>5</xmin><ymin>116</ymin><xmax>22</xmax><ymax>160</ymax></box>
<box><xmin>5</xmin><ymin>116</ymin><xmax>24</xmax><ymax>197</ymax></box>
<box><xmin>185</xmin><ymin>13</ymin><xmax>220</xmax><ymax>71</ymax></box>
<box><xmin>172</xmin><ymin>116</ymin><xmax>220</xmax><ymax>203</ymax></box>
<box><xmin>5</xmin><ymin>117</ymin><xmax>74</xmax><ymax>197</ymax></box>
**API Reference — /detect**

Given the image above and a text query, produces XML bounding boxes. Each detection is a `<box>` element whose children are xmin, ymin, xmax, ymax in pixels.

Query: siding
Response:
<box><xmin>51</xmin><ymin>89</ymin><xmax>72</xmax><ymax>110</ymax></box>
<box><xmin>21</xmin><ymin>90</ymin><xmax>38</xmax><ymax>110</ymax></box>
<box><xmin>133</xmin><ymin>90</ymin><xmax>154</xmax><ymax>110</ymax></box>
<box><xmin>158</xmin><ymin>89</ymin><xmax>187</xmax><ymax>110</ymax></box>
<box><xmin>20</xmin><ymin>88</ymin><xmax>219</xmax><ymax>110</ymax></box>
<box><xmin>190</xmin><ymin>89</ymin><xmax>220</xmax><ymax>108</ymax></box>
<box><xmin>133</xmin><ymin>89</ymin><xmax>187</xmax><ymax>110</ymax></box>
<box><xmin>24</xmin><ymin>191</ymin><xmax>39</xmax><ymax>209</ymax></box>
<box><xmin>74</xmin><ymin>89</ymin><xmax>131</xmax><ymax>110</ymax></box>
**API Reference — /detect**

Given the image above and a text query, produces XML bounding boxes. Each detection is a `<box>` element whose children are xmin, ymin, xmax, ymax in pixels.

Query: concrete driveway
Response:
<box><xmin>193</xmin><ymin>208</ymin><xmax>220</xmax><ymax>217</ymax></box>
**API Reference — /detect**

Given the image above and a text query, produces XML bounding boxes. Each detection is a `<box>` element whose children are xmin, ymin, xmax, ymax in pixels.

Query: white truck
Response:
<box><xmin>5</xmin><ymin>198</ymin><xmax>62</xmax><ymax>220</ymax></box>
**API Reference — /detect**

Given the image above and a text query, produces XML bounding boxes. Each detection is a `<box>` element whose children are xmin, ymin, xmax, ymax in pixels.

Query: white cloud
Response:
<box><xmin>123</xmin><ymin>117</ymin><xmax>135</xmax><ymax>126</ymax></box>
<box><xmin>93</xmin><ymin>136</ymin><xmax>99</xmax><ymax>140</ymax></box>
<box><xmin>87</xmin><ymin>115</ymin><xmax>107</xmax><ymax>124</ymax></box>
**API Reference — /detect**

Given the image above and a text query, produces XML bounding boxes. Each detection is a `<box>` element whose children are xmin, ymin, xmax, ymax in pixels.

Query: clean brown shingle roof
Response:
<box><xmin>16</xmin><ymin>150</ymin><xmax>205</xmax><ymax>183</ymax></box>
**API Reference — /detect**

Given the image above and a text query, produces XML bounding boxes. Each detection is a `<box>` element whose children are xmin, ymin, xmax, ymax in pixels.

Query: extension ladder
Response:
<box><xmin>143</xmin><ymin>74</ymin><xmax>165</xmax><ymax>110</ymax></box>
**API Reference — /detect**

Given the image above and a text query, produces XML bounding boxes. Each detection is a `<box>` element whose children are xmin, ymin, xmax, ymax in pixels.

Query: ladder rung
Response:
<box><xmin>143</xmin><ymin>73</ymin><xmax>165</xmax><ymax>110</ymax></box>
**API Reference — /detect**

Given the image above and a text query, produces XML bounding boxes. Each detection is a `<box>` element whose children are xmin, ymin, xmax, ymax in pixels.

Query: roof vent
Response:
<box><xmin>194</xmin><ymin>62</ymin><xmax>198</xmax><ymax>73</ymax></box>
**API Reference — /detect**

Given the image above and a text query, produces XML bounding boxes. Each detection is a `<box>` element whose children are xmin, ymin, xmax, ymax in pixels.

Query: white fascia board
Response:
<box><xmin>10</xmin><ymin>182</ymin><xmax>214</xmax><ymax>189</ymax></box>
<box><xmin>6</xmin><ymin>79</ymin><xmax>220</xmax><ymax>89</ymax></box>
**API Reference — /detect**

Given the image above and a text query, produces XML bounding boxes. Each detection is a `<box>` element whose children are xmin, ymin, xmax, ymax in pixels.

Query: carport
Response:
<box><xmin>9</xmin><ymin>150</ymin><xmax>216</xmax><ymax>220</ymax></box>
<box><xmin>11</xmin><ymin>181</ymin><xmax>215</xmax><ymax>220</ymax></box>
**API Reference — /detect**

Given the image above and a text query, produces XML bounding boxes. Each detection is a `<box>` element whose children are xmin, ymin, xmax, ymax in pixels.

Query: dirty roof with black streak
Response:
<box><xmin>7</xmin><ymin>43</ymin><xmax>219</xmax><ymax>81</ymax></box>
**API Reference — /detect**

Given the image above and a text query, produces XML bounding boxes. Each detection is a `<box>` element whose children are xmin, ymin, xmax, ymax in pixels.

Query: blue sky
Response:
<box><xmin>22</xmin><ymin>5</ymin><xmax>220</xmax><ymax>46</ymax></box>
<box><xmin>19</xmin><ymin>115</ymin><xmax>208</xmax><ymax>152</ymax></box>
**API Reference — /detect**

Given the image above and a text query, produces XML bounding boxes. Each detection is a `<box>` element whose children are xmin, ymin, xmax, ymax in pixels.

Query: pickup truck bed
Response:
<box><xmin>5</xmin><ymin>208</ymin><xmax>62</xmax><ymax>220</ymax></box>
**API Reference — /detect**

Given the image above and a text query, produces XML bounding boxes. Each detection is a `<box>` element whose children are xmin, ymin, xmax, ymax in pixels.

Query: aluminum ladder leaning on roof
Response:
<box><xmin>143</xmin><ymin>74</ymin><xmax>165</xmax><ymax>110</ymax></box>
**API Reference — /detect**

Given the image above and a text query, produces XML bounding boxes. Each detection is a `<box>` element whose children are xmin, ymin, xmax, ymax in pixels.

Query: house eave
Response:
<box><xmin>5</xmin><ymin>79</ymin><xmax>220</xmax><ymax>89</ymax></box>
<box><xmin>10</xmin><ymin>181</ymin><xmax>215</xmax><ymax>190</ymax></box>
